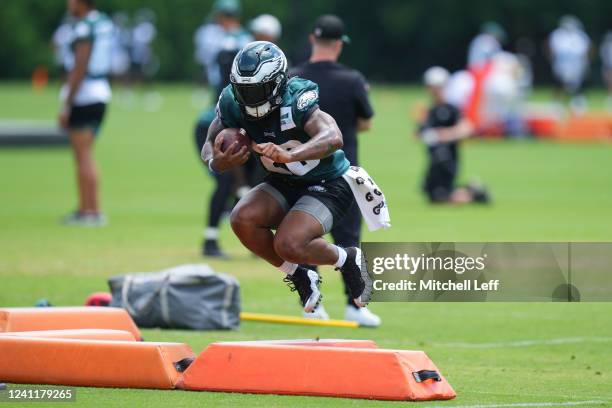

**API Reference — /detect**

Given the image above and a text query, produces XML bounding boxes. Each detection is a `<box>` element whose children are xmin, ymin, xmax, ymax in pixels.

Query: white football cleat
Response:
<box><xmin>302</xmin><ymin>304</ymin><xmax>329</xmax><ymax>320</ymax></box>
<box><xmin>345</xmin><ymin>305</ymin><xmax>381</xmax><ymax>328</ymax></box>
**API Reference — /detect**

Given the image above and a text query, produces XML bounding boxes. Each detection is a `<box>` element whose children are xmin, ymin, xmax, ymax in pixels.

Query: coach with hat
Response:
<box><xmin>290</xmin><ymin>14</ymin><xmax>379</xmax><ymax>327</ymax></box>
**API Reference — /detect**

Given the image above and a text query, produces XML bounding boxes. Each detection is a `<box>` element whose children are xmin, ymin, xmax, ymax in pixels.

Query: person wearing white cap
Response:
<box><xmin>418</xmin><ymin>67</ymin><xmax>489</xmax><ymax>205</ymax></box>
<box><xmin>250</xmin><ymin>14</ymin><xmax>282</xmax><ymax>43</ymax></box>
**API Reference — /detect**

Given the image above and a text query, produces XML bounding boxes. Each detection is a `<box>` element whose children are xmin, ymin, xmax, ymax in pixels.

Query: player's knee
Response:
<box><xmin>230</xmin><ymin>205</ymin><xmax>256</xmax><ymax>233</ymax></box>
<box><xmin>273</xmin><ymin>234</ymin><xmax>304</xmax><ymax>264</ymax></box>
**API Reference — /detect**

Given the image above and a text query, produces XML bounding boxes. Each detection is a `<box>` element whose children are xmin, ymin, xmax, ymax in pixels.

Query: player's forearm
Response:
<box><xmin>357</xmin><ymin>118</ymin><xmax>371</xmax><ymax>132</ymax></box>
<box><xmin>297</xmin><ymin>109</ymin><xmax>343</xmax><ymax>161</ymax></box>
<box><xmin>64</xmin><ymin>66</ymin><xmax>87</xmax><ymax>108</ymax></box>
<box><xmin>437</xmin><ymin>119</ymin><xmax>474</xmax><ymax>142</ymax></box>
<box><xmin>201</xmin><ymin>117</ymin><xmax>225</xmax><ymax>164</ymax></box>
<box><xmin>290</xmin><ymin>127</ymin><xmax>343</xmax><ymax>161</ymax></box>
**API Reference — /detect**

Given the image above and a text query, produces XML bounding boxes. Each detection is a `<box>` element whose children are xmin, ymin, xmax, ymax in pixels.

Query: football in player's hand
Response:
<box><xmin>219</xmin><ymin>128</ymin><xmax>250</xmax><ymax>153</ymax></box>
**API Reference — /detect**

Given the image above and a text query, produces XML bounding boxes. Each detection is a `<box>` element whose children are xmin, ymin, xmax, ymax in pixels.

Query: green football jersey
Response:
<box><xmin>216</xmin><ymin>77</ymin><xmax>350</xmax><ymax>183</ymax></box>
<box><xmin>71</xmin><ymin>10</ymin><xmax>113</xmax><ymax>79</ymax></box>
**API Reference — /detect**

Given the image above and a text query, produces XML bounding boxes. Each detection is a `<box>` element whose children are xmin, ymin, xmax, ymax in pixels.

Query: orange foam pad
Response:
<box><xmin>180</xmin><ymin>341</ymin><xmax>456</xmax><ymax>401</ymax></box>
<box><xmin>0</xmin><ymin>329</ymin><xmax>136</xmax><ymax>341</ymax></box>
<box><xmin>0</xmin><ymin>336</ymin><xmax>194</xmax><ymax>389</ymax></box>
<box><xmin>221</xmin><ymin>339</ymin><xmax>378</xmax><ymax>348</ymax></box>
<box><xmin>558</xmin><ymin>116</ymin><xmax>611</xmax><ymax>140</ymax></box>
<box><xmin>0</xmin><ymin>307</ymin><xmax>141</xmax><ymax>340</ymax></box>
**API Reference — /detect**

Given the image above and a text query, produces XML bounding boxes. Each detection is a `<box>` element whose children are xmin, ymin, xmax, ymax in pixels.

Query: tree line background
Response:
<box><xmin>1</xmin><ymin>0</ymin><xmax>611</xmax><ymax>84</ymax></box>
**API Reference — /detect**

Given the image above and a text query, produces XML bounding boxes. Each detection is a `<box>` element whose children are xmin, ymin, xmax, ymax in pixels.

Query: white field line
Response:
<box><xmin>435</xmin><ymin>337</ymin><xmax>612</xmax><ymax>349</ymax></box>
<box><xmin>431</xmin><ymin>400</ymin><xmax>606</xmax><ymax>408</ymax></box>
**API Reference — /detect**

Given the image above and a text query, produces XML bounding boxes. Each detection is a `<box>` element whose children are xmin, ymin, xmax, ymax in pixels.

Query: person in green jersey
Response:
<box><xmin>201</xmin><ymin>41</ymin><xmax>374</xmax><ymax>313</ymax></box>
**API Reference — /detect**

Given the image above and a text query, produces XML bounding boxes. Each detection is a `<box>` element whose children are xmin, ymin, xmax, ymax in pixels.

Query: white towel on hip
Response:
<box><xmin>342</xmin><ymin>166</ymin><xmax>391</xmax><ymax>231</ymax></box>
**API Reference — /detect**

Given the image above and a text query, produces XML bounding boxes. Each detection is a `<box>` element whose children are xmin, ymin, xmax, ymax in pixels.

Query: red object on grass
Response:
<box><xmin>84</xmin><ymin>292</ymin><xmax>112</xmax><ymax>307</ymax></box>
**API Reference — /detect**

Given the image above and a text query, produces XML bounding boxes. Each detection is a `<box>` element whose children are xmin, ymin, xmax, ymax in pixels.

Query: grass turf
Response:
<box><xmin>0</xmin><ymin>82</ymin><xmax>611</xmax><ymax>407</ymax></box>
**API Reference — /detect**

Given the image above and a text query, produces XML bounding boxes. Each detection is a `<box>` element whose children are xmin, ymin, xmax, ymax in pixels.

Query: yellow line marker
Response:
<box><xmin>240</xmin><ymin>312</ymin><xmax>359</xmax><ymax>328</ymax></box>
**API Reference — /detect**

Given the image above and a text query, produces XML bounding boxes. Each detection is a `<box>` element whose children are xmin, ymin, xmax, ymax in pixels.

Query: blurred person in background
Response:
<box><xmin>289</xmin><ymin>15</ymin><xmax>379</xmax><ymax>326</ymax></box>
<box><xmin>194</xmin><ymin>0</ymin><xmax>252</xmax><ymax>99</ymax></box>
<box><xmin>479</xmin><ymin>51</ymin><xmax>529</xmax><ymax>136</ymax></box>
<box><xmin>130</xmin><ymin>8</ymin><xmax>158</xmax><ymax>83</ymax></box>
<box><xmin>418</xmin><ymin>67</ymin><xmax>489</xmax><ymax>205</ymax></box>
<box><xmin>600</xmin><ymin>31</ymin><xmax>612</xmax><ymax>109</ymax></box>
<box><xmin>130</xmin><ymin>8</ymin><xmax>161</xmax><ymax>110</ymax></box>
<box><xmin>52</xmin><ymin>15</ymin><xmax>75</xmax><ymax>78</ymax></box>
<box><xmin>467</xmin><ymin>21</ymin><xmax>506</xmax><ymax>69</ymax></box>
<box><xmin>109</xmin><ymin>12</ymin><xmax>131</xmax><ymax>82</ymax></box>
<box><xmin>250</xmin><ymin>14</ymin><xmax>282</xmax><ymax>43</ymax></box>
<box><xmin>194</xmin><ymin>107</ymin><xmax>232</xmax><ymax>257</ymax></box>
<box><xmin>548</xmin><ymin>15</ymin><xmax>591</xmax><ymax>113</ymax></box>
<box><xmin>193</xmin><ymin>0</ymin><xmax>253</xmax><ymax>257</ymax></box>
<box><xmin>58</xmin><ymin>0</ymin><xmax>113</xmax><ymax>226</ymax></box>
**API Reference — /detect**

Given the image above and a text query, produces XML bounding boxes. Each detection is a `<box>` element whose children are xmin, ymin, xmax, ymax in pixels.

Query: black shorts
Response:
<box><xmin>423</xmin><ymin>144</ymin><xmax>458</xmax><ymax>203</ymax></box>
<box><xmin>256</xmin><ymin>175</ymin><xmax>355</xmax><ymax>233</ymax></box>
<box><xmin>68</xmin><ymin>103</ymin><xmax>107</xmax><ymax>135</ymax></box>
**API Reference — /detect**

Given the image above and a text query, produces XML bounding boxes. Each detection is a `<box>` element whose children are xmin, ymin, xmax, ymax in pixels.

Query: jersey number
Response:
<box><xmin>259</xmin><ymin>140</ymin><xmax>320</xmax><ymax>176</ymax></box>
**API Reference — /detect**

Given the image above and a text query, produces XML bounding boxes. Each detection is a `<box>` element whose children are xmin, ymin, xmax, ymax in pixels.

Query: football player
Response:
<box><xmin>201</xmin><ymin>41</ymin><xmax>374</xmax><ymax>312</ymax></box>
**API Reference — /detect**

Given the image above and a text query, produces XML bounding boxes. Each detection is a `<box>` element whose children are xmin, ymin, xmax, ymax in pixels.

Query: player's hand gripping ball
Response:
<box><xmin>219</xmin><ymin>128</ymin><xmax>251</xmax><ymax>152</ymax></box>
<box><xmin>211</xmin><ymin>128</ymin><xmax>251</xmax><ymax>171</ymax></box>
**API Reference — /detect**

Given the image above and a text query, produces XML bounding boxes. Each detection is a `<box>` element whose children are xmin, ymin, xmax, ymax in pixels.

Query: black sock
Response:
<box><xmin>347</xmin><ymin>297</ymin><xmax>359</xmax><ymax>308</ymax></box>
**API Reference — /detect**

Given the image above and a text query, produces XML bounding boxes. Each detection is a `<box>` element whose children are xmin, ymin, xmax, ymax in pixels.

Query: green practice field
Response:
<box><xmin>0</xmin><ymin>83</ymin><xmax>611</xmax><ymax>407</ymax></box>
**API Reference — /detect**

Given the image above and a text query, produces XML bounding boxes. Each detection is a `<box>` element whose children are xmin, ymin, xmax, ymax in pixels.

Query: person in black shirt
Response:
<box><xmin>419</xmin><ymin>67</ymin><xmax>490</xmax><ymax>204</ymax></box>
<box><xmin>290</xmin><ymin>15</ymin><xmax>380</xmax><ymax>327</ymax></box>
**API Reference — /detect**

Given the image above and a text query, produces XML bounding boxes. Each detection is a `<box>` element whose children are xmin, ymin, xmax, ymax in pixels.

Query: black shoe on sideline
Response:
<box><xmin>202</xmin><ymin>239</ymin><xmax>228</xmax><ymax>258</ymax></box>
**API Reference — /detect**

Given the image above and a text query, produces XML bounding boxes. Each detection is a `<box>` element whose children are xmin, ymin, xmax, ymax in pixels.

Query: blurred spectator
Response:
<box><xmin>250</xmin><ymin>14</ymin><xmax>282</xmax><ymax>43</ymax></box>
<box><xmin>58</xmin><ymin>0</ymin><xmax>113</xmax><ymax>226</ymax></box>
<box><xmin>193</xmin><ymin>0</ymin><xmax>252</xmax><ymax>100</ymax></box>
<box><xmin>600</xmin><ymin>31</ymin><xmax>612</xmax><ymax>109</ymax></box>
<box><xmin>480</xmin><ymin>52</ymin><xmax>529</xmax><ymax>135</ymax></box>
<box><xmin>130</xmin><ymin>8</ymin><xmax>159</xmax><ymax>82</ymax></box>
<box><xmin>468</xmin><ymin>21</ymin><xmax>506</xmax><ymax>68</ymax></box>
<box><xmin>289</xmin><ymin>14</ymin><xmax>379</xmax><ymax>327</ymax></box>
<box><xmin>109</xmin><ymin>12</ymin><xmax>131</xmax><ymax>80</ymax></box>
<box><xmin>52</xmin><ymin>15</ymin><xmax>75</xmax><ymax>76</ymax></box>
<box><xmin>444</xmin><ymin>70</ymin><xmax>475</xmax><ymax>109</ymax></box>
<box><xmin>193</xmin><ymin>108</ymin><xmax>233</xmax><ymax>257</ymax></box>
<box><xmin>444</xmin><ymin>52</ymin><xmax>529</xmax><ymax>136</ymax></box>
<box><xmin>418</xmin><ymin>67</ymin><xmax>489</xmax><ymax>205</ymax></box>
<box><xmin>548</xmin><ymin>15</ymin><xmax>591</xmax><ymax>113</ymax></box>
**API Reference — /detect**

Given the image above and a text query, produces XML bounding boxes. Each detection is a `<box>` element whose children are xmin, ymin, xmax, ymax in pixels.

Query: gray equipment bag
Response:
<box><xmin>108</xmin><ymin>264</ymin><xmax>240</xmax><ymax>330</ymax></box>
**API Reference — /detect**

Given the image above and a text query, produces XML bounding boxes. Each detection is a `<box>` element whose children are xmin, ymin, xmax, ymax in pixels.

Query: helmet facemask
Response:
<box><xmin>230</xmin><ymin>41</ymin><xmax>288</xmax><ymax>120</ymax></box>
<box><xmin>232</xmin><ymin>73</ymin><xmax>285</xmax><ymax>119</ymax></box>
